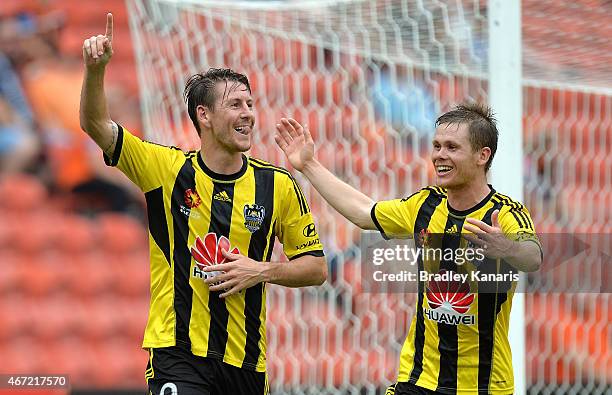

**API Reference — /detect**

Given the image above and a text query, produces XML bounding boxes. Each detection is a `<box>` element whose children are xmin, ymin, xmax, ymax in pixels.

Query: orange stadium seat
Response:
<box><xmin>282</xmin><ymin>72</ymin><xmax>348</xmax><ymax>107</ymax></box>
<box><xmin>18</xmin><ymin>253</ymin><xmax>68</xmax><ymax>297</ymax></box>
<box><xmin>52</xmin><ymin>0</ymin><xmax>128</xmax><ymax>24</ymax></box>
<box><xmin>56</xmin><ymin>0</ymin><xmax>132</xmax><ymax>53</ymax></box>
<box><xmin>56</xmin><ymin>214</ymin><xmax>97</xmax><ymax>254</ymax></box>
<box><xmin>0</xmin><ymin>252</ymin><xmax>21</xmax><ymax>297</ymax></box>
<box><xmin>106</xmin><ymin>60</ymin><xmax>140</xmax><ymax>95</ymax></box>
<box><xmin>270</xmin><ymin>344</ymin><xmax>396</xmax><ymax>388</ymax></box>
<box><xmin>562</xmin><ymin>187</ymin><xmax>611</xmax><ymax>232</ymax></box>
<box><xmin>251</xmin><ymin>71</ymin><xmax>284</xmax><ymax>106</ymax></box>
<box><xmin>112</xmin><ymin>253</ymin><xmax>150</xmax><ymax>298</ymax></box>
<box><xmin>11</xmin><ymin>214</ymin><xmax>64</xmax><ymax>256</ymax></box>
<box><xmin>0</xmin><ymin>215</ymin><xmax>12</xmax><ymax>247</ymax></box>
<box><xmin>98</xmin><ymin>213</ymin><xmax>147</xmax><ymax>256</ymax></box>
<box><xmin>335</xmin><ymin>260</ymin><xmax>363</xmax><ymax>294</ymax></box>
<box><xmin>30</xmin><ymin>296</ymin><xmax>83</xmax><ymax>341</ymax></box>
<box><xmin>0</xmin><ymin>174</ymin><xmax>48</xmax><ymax>213</ymax></box>
<box><xmin>0</xmin><ymin>390</ymin><xmax>67</xmax><ymax>395</ymax></box>
<box><xmin>91</xmin><ymin>338</ymin><xmax>147</xmax><ymax>387</ymax></box>
<box><xmin>571</xmin><ymin>154</ymin><xmax>610</xmax><ymax>189</ymax></box>
<box><xmin>527</xmin><ymin>293</ymin><xmax>612</xmax><ymax>384</ymax></box>
<box><xmin>40</xmin><ymin>338</ymin><xmax>97</xmax><ymax>387</ymax></box>
<box><xmin>0</xmin><ymin>0</ymin><xmax>46</xmax><ymax>17</ymax></box>
<box><xmin>116</xmin><ymin>298</ymin><xmax>149</xmax><ymax>342</ymax></box>
<box><xmin>271</xmin><ymin>38</ymin><xmax>306</xmax><ymax>70</ymax></box>
<box><xmin>82</xmin><ymin>297</ymin><xmax>125</xmax><ymax>341</ymax></box>
<box><xmin>0</xmin><ymin>296</ymin><xmax>33</xmax><ymax>342</ymax></box>
<box><xmin>0</xmin><ymin>336</ymin><xmax>42</xmax><ymax>372</ymax></box>
<box><xmin>65</xmin><ymin>254</ymin><xmax>117</xmax><ymax>298</ymax></box>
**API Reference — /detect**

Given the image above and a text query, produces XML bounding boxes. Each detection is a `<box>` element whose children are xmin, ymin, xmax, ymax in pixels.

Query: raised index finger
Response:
<box><xmin>105</xmin><ymin>13</ymin><xmax>113</xmax><ymax>40</ymax></box>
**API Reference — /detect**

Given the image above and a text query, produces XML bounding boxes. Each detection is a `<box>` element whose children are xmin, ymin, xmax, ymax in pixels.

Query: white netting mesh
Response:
<box><xmin>127</xmin><ymin>0</ymin><xmax>611</xmax><ymax>393</ymax></box>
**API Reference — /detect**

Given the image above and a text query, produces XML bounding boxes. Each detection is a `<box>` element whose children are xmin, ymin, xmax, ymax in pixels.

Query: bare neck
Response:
<box><xmin>199</xmin><ymin>140</ymin><xmax>244</xmax><ymax>175</ymax></box>
<box><xmin>446</xmin><ymin>178</ymin><xmax>492</xmax><ymax>212</ymax></box>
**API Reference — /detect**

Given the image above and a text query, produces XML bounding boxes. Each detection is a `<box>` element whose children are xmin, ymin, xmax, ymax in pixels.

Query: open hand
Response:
<box><xmin>274</xmin><ymin>118</ymin><xmax>315</xmax><ymax>172</ymax></box>
<box><xmin>462</xmin><ymin>210</ymin><xmax>514</xmax><ymax>259</ymax></box>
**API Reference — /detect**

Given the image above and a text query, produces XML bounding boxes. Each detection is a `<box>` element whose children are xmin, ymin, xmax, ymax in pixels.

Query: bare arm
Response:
<box><xmin>262</xmin><ymin>254</ymin><xmax>327</xmax><ymax>287</ymax></box>
<box><xmin>203</xmin><ymin>251</ymin><xmax>328</xmax><ymax>298</ymax></box>
<box><xmin>79</xmin><ymin>13</ymin><xmax>117</xmax><ymax>157</ymax></box>
<box><xmin>502</xmin><ymin>241</ymin><xmax>542</xmax><ymax>272</ymax></box>
<box><xmin>275</xmin><ymin>118</ymin><xmax>376</xmax><ymax>230</ymax></box>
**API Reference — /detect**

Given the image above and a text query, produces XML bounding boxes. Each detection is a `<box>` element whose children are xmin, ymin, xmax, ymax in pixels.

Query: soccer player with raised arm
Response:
<box><xmin>275</xmin><ymin>105</ymin><xmax>542</xmax><ymax>394</ymax></box>
<box><xmin>80</xmin><ymin>14</ymin><xmax>326</xmax><ymax>395</ymax></box>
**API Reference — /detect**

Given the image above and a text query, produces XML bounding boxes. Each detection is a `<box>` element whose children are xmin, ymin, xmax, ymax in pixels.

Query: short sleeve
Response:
<box><xmin>104</xmin><ymin>124</ymin><xmax>176</xmax><ymax>192</ymax></box>
<box><xmin>371</xmin><ymin>190</ymin><xmax>427</xmax><ymax>239</ymax></box>
<box><xmin>276</xmin><ymin>174</ymin><xmax>324</xmax><ymax>260</ymax></box>
<box><xmin>497</xmin><ymin>202</ymin><xmax>542</xmax><ymax>250</ymax></box>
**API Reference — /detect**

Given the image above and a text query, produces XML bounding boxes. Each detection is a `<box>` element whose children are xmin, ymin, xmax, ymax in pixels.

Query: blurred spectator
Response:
<box><xmin>369</xmin><ymin>63</ymin><xmax>438</xmax><ymax>136</ymax></box>
<box><xmin>0</xmin><ymin>96</ymin><xmax>39</xmax><ymax>174</ymax></box>
<box><xmin>0</xmin><ymin>52</ymin><xmax>40</xmax><ymax>173</ymax></box>
<box><xmin>0</xmin><ymin>7</ymin><xmax>143</xmax><ymax>217</ymax></box>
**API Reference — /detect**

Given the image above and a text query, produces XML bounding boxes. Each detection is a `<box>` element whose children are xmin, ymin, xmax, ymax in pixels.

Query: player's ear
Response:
<box><xmin>477</xmin><ymin>147</ymin><xmax>491</xmax><ymax>166</ymax></box>
<box><xmin>197</xmin><ymin>104</ymin><xmax>212</xmax><ymax>129</ymax></box>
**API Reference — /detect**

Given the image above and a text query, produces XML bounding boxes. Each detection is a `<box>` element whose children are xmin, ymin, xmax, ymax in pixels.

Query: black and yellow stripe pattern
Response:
<box><xmin>145</xmin><ymin>349</ymin><xmax>155</xmax><ymax>382</ymax></box>
<box><xmin>105</xmin><ymin>126</ymin><xmax>323</xmax><ymax>372</ymax></box>
<box><xmin>385</xmin><ymin>383</ymin><xmax>397</xmax><ymax>394</ymax></box>
<box><xmin>372</xmin><ymin>186</ymin><xmax>540</xmax><ymax>394</ymax></box>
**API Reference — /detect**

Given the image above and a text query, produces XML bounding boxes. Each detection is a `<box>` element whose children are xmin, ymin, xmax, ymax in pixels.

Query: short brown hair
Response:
<box><xmin>183</xmin><ymin>68</ymin><xmax>251</xmax><ymax>136</ymax></box>
<box><xmin>435</xmin><ymin>102</ymin><xmax>498</xmax><ymax>172</ymax></box>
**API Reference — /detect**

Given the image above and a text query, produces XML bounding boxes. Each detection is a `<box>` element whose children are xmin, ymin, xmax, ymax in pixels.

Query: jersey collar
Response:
<box><xmin>447</xmin><ymin>184</ymin><xmax>496</xmax><ymax>216</ymax></box>
<box><xmin>197</xmin><ymin>152</ymin><xmax>248</xmax><ymax>182</ymax></box>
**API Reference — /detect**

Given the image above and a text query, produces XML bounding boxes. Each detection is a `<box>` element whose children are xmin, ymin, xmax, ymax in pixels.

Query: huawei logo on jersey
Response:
<box><xmin>184</xmin><ymin>189</ymin><xmax>201</xmax><ymax>208</ymax></box>
<box><xmin>190</xmin><ymin>233</ymin><xmax>240</xmax><ymax>280</ymax></box>
<box><xmin>425</xmin><ymin>269</ymin><xmax>475</xmax><ymax>325</ymax></box>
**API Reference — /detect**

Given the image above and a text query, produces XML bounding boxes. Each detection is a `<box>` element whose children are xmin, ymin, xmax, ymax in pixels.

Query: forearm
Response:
<box><xmin>79</xmin><ymin>67</ymin><xmax>115</xmax><ymax>154</ymax></box>
<box><xmin>504</xmin><ymin>240</ymin><xmax>542</xmax><ymax>272</ymax></box>
<box><xmin>262</xmin><ymin>255</ymin><xmax>327</xmax><ymax>287</ymax></box>
<box><xmin>302</xmin><ymin>159</ymin><xmax>375</xmax><ymax>229</ymax></box>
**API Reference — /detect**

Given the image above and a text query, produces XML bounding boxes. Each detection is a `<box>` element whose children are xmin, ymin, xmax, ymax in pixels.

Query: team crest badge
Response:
<box><xmin>244</xmin><ymin>204</ymin><xmax>266</xmax><ymax>233</ymax></box>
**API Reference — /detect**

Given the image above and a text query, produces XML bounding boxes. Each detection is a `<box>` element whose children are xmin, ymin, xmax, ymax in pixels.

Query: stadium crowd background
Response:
<box><xmin>0</xmin><ymin>0</ymin><xmax>609</xmax><ymax>393</ymax></box>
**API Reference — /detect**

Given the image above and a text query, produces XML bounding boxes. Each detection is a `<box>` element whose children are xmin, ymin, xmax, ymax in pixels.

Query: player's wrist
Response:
<box><xmin>85</xmin><ymin>64</ymin><xmax>108</xmax><ymax>78</ymax></box>
<box><xmin>302</xmin><ymin>158</ymin><xmax>321</xmax><ymax>176</ymax></box>
<box><xmin>258</xmin><ymin>262</ymin><xmax>277</xmax><ymax>283</ymax></box>
<box><xmin>498</xmin><ymin>239</ymin><xmax>521</xmax><ymax>261</ymax></box>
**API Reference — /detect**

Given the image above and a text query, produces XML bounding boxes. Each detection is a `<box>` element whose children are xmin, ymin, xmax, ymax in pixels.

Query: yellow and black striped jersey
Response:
<box><xmin>105</xmin><ymin>125</ymin><xmax>324</xmax><ymax>372</ymax></box>
<box><xmin>371</xmin><ymin>186</ymin><xmax>540</xmax><ymax>395</ymax></box>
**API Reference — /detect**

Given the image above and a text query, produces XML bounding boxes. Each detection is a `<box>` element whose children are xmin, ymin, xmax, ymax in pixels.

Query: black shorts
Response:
<box><xmin>385</xmin><ymin>382</ymin><xmax>441</xmax><ymax>395</ymax></box>
<box><xmin>145</xmin><ymin>346</ymin><xmax>268</xmax><ymax>395</ymax></box>
<box><xmin>386</xmin><ymin>382</ymin><xmax>512</xmax><ymax>395</ymax></box>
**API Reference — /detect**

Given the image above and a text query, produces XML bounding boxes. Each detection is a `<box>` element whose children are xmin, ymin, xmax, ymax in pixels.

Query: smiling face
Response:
<box><xmin>431</xmin><ymin>122</ymin><xmax>490</xmax><ymax>190</ymax></box>
<box><xmin>199</xmin><ymin>81</ymin><xmax>255</xmax><ymax>153</ymax></box>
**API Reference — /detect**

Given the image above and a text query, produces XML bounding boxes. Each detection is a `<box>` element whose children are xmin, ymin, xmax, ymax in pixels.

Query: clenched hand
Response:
<box><xmin>82</xmin><ymin>13</ymin><xmax>114</xmax><ymax>69</ymax></box>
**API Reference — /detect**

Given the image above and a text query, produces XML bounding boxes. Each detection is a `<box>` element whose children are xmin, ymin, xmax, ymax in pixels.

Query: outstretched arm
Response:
<box><xmin>275</xmin><ymin>118</ymin><xmax>376</xmax><ymax>230</ymax></box>
<box><xmin>79</xmin><ymin>13</ymin><xmax>117</xmax><ymax>157</ymax></box>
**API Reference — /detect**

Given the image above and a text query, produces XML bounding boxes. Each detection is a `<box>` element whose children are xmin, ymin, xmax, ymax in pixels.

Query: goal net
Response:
<box><xmin>126</xmin><ymin>0</ymin><xmax>611</xmax><ymax>393</ymax></box>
